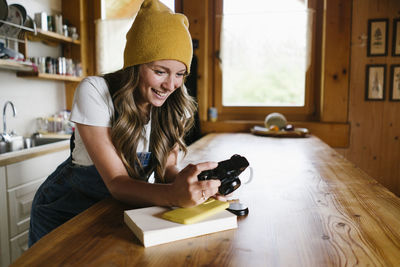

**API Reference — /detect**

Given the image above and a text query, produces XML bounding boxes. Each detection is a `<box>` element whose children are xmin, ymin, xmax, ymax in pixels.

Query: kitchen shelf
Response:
<box><xmin>0</xmin><ymin>59</ymin><xmax>36</xmax><ymax>72</ymax></box>
<box><xmin>26</xmin><ymin>29</ymin><xmax>81</xmax><ymax>45</ymax></box>
<box><xmin>16</xmin><ymin>71</ymin><xmax>83</xmax><ymax>82</ymax></box>
<box><xmin>15</xmin><ymin>29</ymin><xmax>82</xmax><ymax>82</ymax></box>
<box><xmin>1</xmin><ymin>0</ymin><xmax>90</xmax><ymax>110</ymax></box>
<box><xmin>0</xmin><ymin>19</ymin><xmax>35</xmax><ymax>32</ymax></box>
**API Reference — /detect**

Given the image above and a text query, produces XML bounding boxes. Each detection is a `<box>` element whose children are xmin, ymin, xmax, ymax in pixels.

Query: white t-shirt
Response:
<box><xmin>70</xmin><ymin>76</ymin><xmax>151</xmax><ymax>166</ymax></box>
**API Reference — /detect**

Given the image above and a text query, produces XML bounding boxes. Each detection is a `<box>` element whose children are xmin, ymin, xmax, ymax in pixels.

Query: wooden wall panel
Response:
<box><xmin>182</xmin><ymin>0</ymin><xmax>211</xmax><ymax>122</ymax></box>
<box><xmin>379</xmin><ymin>104</ymin><xmax>400</xmax><ymax>194</ymax></box>
<box><xmin>320</xmin><ymin>0</ymin><xmax>351</xmax><ymax>122</ymax></box>
<box><xmin>344</xmin><ymin>0</ymin><xmax>400</xmax><ymax>196</ymax></box>
<box><xmin>65</xmin><ymin>82</ymin><xmax>78</xmax><ymax>111</ymax></box>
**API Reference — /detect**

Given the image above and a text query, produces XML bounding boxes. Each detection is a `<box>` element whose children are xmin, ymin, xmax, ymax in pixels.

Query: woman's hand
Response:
<box><xmin>169</xmin><ymin>162</ymin><xmax>221</xmax><ymax>207</ymax></box>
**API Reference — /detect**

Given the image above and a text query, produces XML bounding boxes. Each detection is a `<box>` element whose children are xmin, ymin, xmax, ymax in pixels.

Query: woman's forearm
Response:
<box><xmin>108</xmin><ymin>175</ymin><xmax>175</xmax><ymax>207</ymax></box>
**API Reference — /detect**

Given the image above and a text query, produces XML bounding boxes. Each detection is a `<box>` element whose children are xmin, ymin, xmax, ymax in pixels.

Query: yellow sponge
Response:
<box><xmin>162</xmin><ymin>199</ymin><xmax>230</xmax><ymax>224</ymax></box>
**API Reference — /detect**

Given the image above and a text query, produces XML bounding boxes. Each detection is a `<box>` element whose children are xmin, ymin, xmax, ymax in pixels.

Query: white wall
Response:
<box><xmin>0</xmin><ymin>72</ymin><xmax>65</xmax><ymax>137</ymax></box>
<box><xmin>10</xmin><ymin>0</ymin><xmax>61</xmax><ymax>17</ymax></box>
<box><xmin>1</xmin><ymin>0</ymin><xmax>67</xmax><ymax>137</ymax></box>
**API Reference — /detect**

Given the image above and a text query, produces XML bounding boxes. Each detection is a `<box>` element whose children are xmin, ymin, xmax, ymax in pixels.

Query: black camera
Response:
<box><xmin>198</xmin><ymin>154</ymin><xmax>250</xmax><ymax>195</ymax></box>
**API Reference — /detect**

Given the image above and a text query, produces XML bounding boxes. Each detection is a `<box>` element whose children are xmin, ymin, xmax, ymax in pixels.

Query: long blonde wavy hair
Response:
<box><xmin>104</xmin><ymin>65</ymin><xmax>197</xmax><ymax>182</ymax></box>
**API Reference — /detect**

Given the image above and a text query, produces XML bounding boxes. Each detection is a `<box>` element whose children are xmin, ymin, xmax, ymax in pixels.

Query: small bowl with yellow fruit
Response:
<box><xmin>250</xmin><ymin>112</ymin><xmax>309</xmax><ymax>137</ymax></box>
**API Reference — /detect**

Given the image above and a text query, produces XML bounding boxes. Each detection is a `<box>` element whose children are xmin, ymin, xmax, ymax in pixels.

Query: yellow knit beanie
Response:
<box><xmin>123</xmin><ymin>0</ymin><xmax>193</xmax><ymax>73</ymax></box>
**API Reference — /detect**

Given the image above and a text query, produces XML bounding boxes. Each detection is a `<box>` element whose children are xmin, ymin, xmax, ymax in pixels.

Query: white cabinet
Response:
<box><xmin>0</xmin><ymin>149</ymin><xmax>69</xmax><ymax>267</ymax></box>
<box><xmin>0</xmin><ymin>167</ymin><xmax>9</xmax><ymax>267</ymax></box>
<box><xmin>9</xmin><ymin>231</ymin><xmax>29</xmax><ymax>263</ymax></box>
<box><xmin>8</xmin><ymin>179</ymin><xmax>45</xmax><ymax>238</ymax></box>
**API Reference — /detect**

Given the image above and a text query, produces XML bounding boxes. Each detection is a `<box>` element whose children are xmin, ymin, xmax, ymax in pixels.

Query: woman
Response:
<box><xmin>28</xmin><ymin>0</ymin><xmax>221</xmax><ymax>247</ymax></box>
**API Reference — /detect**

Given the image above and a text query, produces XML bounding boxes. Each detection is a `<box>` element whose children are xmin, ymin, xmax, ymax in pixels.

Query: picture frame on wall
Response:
<box><xmin>390</xmin><ymin>65</ymin><xmax>400</xmax><ymax>101</ymax></box>
<box><xmin>393</xmin><ymin>19</ymin><xmax>400</xmax><ymax>56</ymax></box>
<box><xmin>367</xmin><ymin>19</ymin><xmax>388</xmax><ymax>56</ymax></box>
<box><xmin>365</xmin><ymin>64</ymin><xmax>386</xmax><ymax>101</ymax></box>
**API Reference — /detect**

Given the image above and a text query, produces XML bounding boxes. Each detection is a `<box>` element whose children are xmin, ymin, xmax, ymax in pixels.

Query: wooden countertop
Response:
<box><xmin>11</xmin><ymin>133</ymin><xmax>400</xmax><ymax>266</ymax></box>
<box><xmin>0</xmin><ymin>140</ymin><xmax>69</xmax><ymax>166</ymax></box>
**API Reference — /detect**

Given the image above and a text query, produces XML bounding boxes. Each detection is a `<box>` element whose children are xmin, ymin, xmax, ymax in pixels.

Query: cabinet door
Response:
<box><xmin>0</xmin><ymin>166</ymin><xmax>10</xmax><ymax>267</ymax></box>
<box><xmin>7</xmin><ymin>178</ymin><xmax>45</xmax><ymax>238</ymax></box>
<box><xmin>6</xmin><ymin>149</ymin><xmax>69</xmax><ymax>189</ymax></box>
<box><xmin>9</xmin><ymin>230</ymin><xmax>28</xmax><ymax>264</ymax></box>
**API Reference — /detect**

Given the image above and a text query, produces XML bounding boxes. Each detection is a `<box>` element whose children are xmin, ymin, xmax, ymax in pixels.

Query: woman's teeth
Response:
<box><xmin>152</xmin><ymin>88</ymin><xmax>167</xmax><ymax>97</ymax></box>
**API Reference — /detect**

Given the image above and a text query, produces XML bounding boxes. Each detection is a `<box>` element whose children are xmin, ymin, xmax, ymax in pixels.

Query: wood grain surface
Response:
<box><xmin>11</xmin><ymin>134</ymin><xmax>400</xmax><ymax>266</ymax></box>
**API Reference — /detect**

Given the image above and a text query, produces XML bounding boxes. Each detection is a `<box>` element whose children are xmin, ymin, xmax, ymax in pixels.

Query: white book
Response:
<box><xmin>124</xmin><ymin>206</ymin><xmax>237</xmax><ymax>247</ymax></box>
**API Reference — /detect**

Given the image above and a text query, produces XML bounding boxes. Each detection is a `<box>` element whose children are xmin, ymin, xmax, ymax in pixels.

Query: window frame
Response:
<box><xmin>211</xmin><ymin>0</ymin><xmax>321</xmax><ymax>122</ymax></box>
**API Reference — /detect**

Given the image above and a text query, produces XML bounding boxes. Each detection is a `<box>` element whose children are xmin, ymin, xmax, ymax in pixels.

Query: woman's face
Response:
<box><xmin>137</xmin><ymin>60</ymin><xmax>186</xmax><ymax>109</ymax></box>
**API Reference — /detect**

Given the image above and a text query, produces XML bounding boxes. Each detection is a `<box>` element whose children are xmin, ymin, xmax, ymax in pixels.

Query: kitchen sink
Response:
<box><xmin>0</xmin><ymin>135</ymin><xmax>24</xmax><ymax>154</ymax></box>
<box><xmin>0</xmin><ymin>134</ymin><xmax>70</xmax><ymax>155</ymax></box>
<box><xmin>32</xmin><ymin>136</ymin><xmax>69</xmax><ymax>146</ymax></box>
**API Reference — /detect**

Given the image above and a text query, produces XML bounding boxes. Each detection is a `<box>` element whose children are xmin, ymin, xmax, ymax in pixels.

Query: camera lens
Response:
<box><xmin>219</xmin><ymin>178</ymin><xmax>241</xmax><ymax>195</ymax></box>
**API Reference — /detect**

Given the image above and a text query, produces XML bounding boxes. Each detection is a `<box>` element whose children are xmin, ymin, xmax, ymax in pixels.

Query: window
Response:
<box><xmin>213</xmin><ymin>0</ymin><xmax>319</xmax><ymax>121</ymax></box>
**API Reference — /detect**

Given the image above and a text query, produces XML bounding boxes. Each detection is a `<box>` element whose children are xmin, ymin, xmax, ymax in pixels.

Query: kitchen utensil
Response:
<box><xmin>0</xmin><ymin>0</ymin><xmax>8</xmax><ymax>26</ymax></box>
<box><xmin>0</xmin><ymin>4</ymin><xmax>24</xmax><ymax>37</ymax></box>
<box><xmin>10</xmin><ymin>4</ymin><xmax>26</xmax><ymax>23</ymax></box>
<box><xmin>17</xmin><ymin>14</ymin><xmax>36</xmax><ymax>39</ymax></box>
<box><xmin>24</xmin><ymin>137</ymin><xmax>32</xmax><ymax>149</ymax></box>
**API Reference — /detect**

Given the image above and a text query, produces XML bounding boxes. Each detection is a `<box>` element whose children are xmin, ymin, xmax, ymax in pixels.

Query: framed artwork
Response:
<box><xmin>390</xmin><ymin>65</ymin><xmax>400</xmax><ymax>101</ymax></box>
<box><xmin>365</xmin><ymin>64</ymin><xmax>386</xmax><ymax>101</ymax></box>
<box><xmin>393</xmin><ymin>19</ymin><xmax>400</xmax><ymax>56</ymax></box>
<box><xmin>367</xmin><ymin>19</ymin><xmax>388</xmax><ymax>56</ymax></box>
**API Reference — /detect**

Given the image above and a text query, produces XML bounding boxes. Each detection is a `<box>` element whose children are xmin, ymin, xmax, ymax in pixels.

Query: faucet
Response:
<box><xmin>1</xmin><ymin>101</ymin><xmax>17</xmax><ymax>142</ymax></box>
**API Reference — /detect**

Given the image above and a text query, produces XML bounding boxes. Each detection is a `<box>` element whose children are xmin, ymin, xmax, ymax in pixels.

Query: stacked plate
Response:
<box><xmin>0</xmin><ymin>1</ymin><xmax>28</xmax><ymax>37</ymax></box>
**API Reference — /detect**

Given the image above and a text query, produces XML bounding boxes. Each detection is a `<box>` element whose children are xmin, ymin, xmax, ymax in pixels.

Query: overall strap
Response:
<box><xmin>103</xmin><ymin>74</ymin><xmax>155</xmax><ymax>179</ymax></box>
<box><xmin>70</xmin><ymin>131</ymin><xmax>75</xmax><ymax>155</ymax></box>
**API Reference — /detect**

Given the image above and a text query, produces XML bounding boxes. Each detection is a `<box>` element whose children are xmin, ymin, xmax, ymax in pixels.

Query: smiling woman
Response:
<box><xmin>28</xmin><ymin>0</ymin><xmax>223</xmax><ymax>248</ymax></box>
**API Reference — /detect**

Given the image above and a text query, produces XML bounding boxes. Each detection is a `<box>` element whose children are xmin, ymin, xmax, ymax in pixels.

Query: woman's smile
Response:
<box><xmin>152</xmin><ymin>88</ymin><xmax>169</xmax><ymax>98</ymax></box>
<box><xmin>138</xmin><ymin>60</ymin><xmax>187</xmax><ymax>108</ymax></box>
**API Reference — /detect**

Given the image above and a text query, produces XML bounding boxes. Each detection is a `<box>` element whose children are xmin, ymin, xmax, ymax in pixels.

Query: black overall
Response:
<box><xmin>28</xmin><ymin>77</ymin><xmax>152</xmax><ymax>247</ymax></box>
